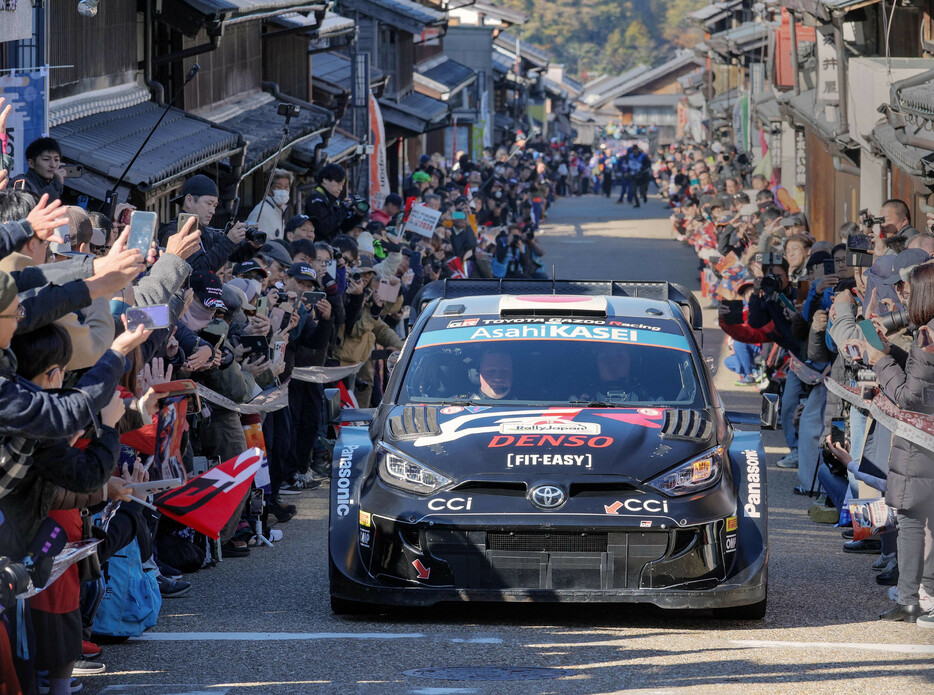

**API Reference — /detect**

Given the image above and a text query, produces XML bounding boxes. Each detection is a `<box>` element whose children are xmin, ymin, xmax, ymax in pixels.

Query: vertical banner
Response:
<box><xmin>368</xmin><ymin>92</ymin><xmax>390</xmax><ymax>210</ymax></box>
<box><xmin>0</xmin><ymin>69</ymin><xmax>49</xmax><ymax>177</ymax></box>
<box><xmin>732</xmin><ymin>94</ymin><xmax>749</xmax><ymax>153</ymax></box>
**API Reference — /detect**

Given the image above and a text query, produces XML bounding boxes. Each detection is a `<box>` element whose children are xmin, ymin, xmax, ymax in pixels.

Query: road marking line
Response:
<box><xmin>132</xmin><ymin>632</ymin><xmax>424</xmax><ymax>641</ymax></box>
<box><xmin>730</xmin><ymin>639</ymin><xmax>934</xmax><ymax>655</ymax></box>
<box><xmin>449</xmin><ymin>638</ymin><xmax>503</xmax><ymax>644</ymax></box>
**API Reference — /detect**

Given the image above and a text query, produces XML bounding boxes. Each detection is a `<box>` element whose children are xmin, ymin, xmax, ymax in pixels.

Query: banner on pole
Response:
<box><xmin>369</xmin><ymin>92</ymin><xmax>390</xmax><ymax>210</ymax></box>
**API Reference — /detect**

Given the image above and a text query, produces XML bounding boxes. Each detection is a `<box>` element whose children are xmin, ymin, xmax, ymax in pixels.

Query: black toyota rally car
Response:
<box><xmin>327</xmin><ymin>280</ymin><xmax>775</xmax><ymax>618</ymax></box>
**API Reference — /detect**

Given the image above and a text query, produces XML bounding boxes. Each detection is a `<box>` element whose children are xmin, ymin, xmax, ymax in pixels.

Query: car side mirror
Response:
<box><xmin>325</xmin><ymin>388</ymin><xmax>341</xmax><ymax>423</ymax></box>
<box><xmin>760</xmin><ymin>392</ymin><xmax>778</xmax><ymax>430</ymax></box>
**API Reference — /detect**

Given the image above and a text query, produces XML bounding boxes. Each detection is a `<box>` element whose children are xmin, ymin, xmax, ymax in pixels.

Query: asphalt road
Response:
<box><xmin>85</xmin><ymin>192</ymin><xmax>934</xmax><ymax>695</ymax></box>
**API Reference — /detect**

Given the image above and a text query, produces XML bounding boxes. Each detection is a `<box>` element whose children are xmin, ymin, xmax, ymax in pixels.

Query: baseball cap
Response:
<box><xmin>412</xmin><ymin>171</ymin><xmax>431</xmax><ymax>183</ymax></box>
<box><xmin>284</xmin><ymin>214</ymin><xmax>311</xmax><ymax>235</ymax></box>
<box><xmin>883</xmin><ymin>248</ymin><xmax>931</xmax><ymax>285</ymax></box>
<box><xmin>261</xmin><ymin>242</ymin><xmax>293</xmax><ymax>268</ymax></box>
<box><xmin>780</xmin><ymin>212</ymin><xmax>808</xmax><ymax>228</ymax></box>
<box><xmin>355</xmin><ymin>256</ymin><xmax>378</xmax><ymax>273</ymax></box>
<box><xmin>171</xmin><ymin>174</ymin><xmax>218</xmax><ymax>204</ymax></box>
<box><xmin>286</xmin><ymin>263</ymin><xmax>317</xmax><ymax>283</ymax></box>
<box><xmin>232</xmin><ymin>260</ymin><xmax>268</xmax><ymax>278</ymax></box>
<box><xmin>190</xmin><ymin>269</ymin><xmax>227</xmax><ymax>310</ymax></box>
<box><xmin>222</xmin><ymin>284</ymin><xmax>255</xmax><ymax>312</ymax></box>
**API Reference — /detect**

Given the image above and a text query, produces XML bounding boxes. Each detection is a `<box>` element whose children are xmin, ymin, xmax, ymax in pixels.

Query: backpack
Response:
<box><xmin>92</xmin><ymin>538</ymin><xmax>162</xmax><ymax>637</ymax></box>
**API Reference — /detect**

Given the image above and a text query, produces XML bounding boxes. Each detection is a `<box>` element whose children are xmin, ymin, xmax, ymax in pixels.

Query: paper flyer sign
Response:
<box><xmin>404</xmin><ymin>203</ymin><xmax>442</xmax><ymax>238</ymax></box>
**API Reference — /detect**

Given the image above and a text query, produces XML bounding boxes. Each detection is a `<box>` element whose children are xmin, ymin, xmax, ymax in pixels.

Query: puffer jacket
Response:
<box><xmin>872</xmin><ymin>323</ymin><xmax>934</xmax><ymax>511</ymax></box>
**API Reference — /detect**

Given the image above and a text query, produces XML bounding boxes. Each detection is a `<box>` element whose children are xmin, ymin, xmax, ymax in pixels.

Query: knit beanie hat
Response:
<box><xmin>0</xmin><ymin>271</ymin><xmax>17</xmax><ymax>313</ymax></box>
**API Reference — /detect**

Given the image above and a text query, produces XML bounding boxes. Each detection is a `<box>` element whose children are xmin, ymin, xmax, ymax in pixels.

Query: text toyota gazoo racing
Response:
<box><xmin>328</xmin><ymin>281</ymin><xmax>773</xmax><ymax>618</ymax></box>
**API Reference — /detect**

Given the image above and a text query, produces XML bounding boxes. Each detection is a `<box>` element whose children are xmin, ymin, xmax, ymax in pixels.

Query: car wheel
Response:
<box><xmin>715</xmin><ymin>596</ymin><xmax>767</xmax><ymax>620</ymax></box>
<box><xmin>330</xmin><ymin>595</ymin><xmax>379</xmax><ymax>616</ymax></box>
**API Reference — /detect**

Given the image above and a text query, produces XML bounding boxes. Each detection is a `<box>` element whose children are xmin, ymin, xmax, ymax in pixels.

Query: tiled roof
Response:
<box><xmin>415</xmin><ymin>56</ymin><xmax>477</xmax><ymax>97</ymax></box>
<box><xmin>51</xmin><ymin>101</ymin><xmax>242</xmax><ymax>192</ymax></box>
<box><xmin>209</xmin><ymin>92</ymin><xmax>333</xmax><ymax>175</ymax></box>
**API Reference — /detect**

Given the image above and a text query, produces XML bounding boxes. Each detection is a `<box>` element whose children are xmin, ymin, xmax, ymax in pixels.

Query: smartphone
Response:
<box><xmin>376</xmin><ymin>278</ymin><xmax>400</xmax><ymax>303</ymax></box>
<box><xmin>721</xmin><ymin>299</ymin><xmax>744</xmax><ymax>325</ymax></box>
<box><xmin>823</xmin><ymin>259</ymin><xmax>836</xmax><ymax>276</ymax></box>
<box><xmin>830</xmin><ymin>418</ymin><xmax>846</xmax><ymax>446</ymax></box>
<box><xmin>240</xmin><ymin>335</ymin><xmax>270</xmax><ymax>361</ymax></box>
<box><xmin>796</xmin><ymin>281</ymin><xmax>810</xmax><ymax>304</ymax></box>
<box><xmin>846</xmin><ymin>344</ymin><xmax>863</xmax><ymax>360</ymax></box>
<box><xmin>199</xmin><ymin>320</ymin><xmax>228</xmax><ymax>347</ymax></box>
<box><xmin>177</xmin><ymin>212</ymin><xmax>199</xmax><ymax>233</ymax></box>
<box><xmin>846</xmin><ymin>233</ymin><xmax>873</xmax><ymax>252</ymax></box>
<box><xmin>778</xmin><ymin>293</ymin><xmax>797</xmax><ymax>314</ymax></box>
<box><xmin>127</xmin><ymin>211</ymin><xmax>158</xmax><ymax>255</ymax></box>
<box><xmin>126</xmin><ymin>304</ymin><xmax>170</xmax><ymax>330</ymax></box>
<box><xmin>273</xmin><ymin>340</ymin><xmax>286</xmax><ymax>366</ymax></box>
<box><xmin>326</xmin><ymin>260</ymin><xmax>337</xmax><ymax>278</ymax></box>
<box><xmin>269</xmin><ymin>306</ymin><xmax>286</xmax><ymax>331</ymax></box>
<box><xmin>858</xmin><ymin>319</ymin><xmax>886</xmax><ymax>352</ymax></box>
<box><xmin>130</xmin><ymin>478</ymin><xmax>182</xmax><ymax>495</ymax></box>
<box><xmin>301</xmin><ymin>291</ymin><xmax>325</xmax><ymax>308</ymax></box>
<box><xmin>255</xmin><ymin>295</ymin><xmax>268</xmax><ymax>319</ymax></box>
<box><xmin>62</xmin><ymin>164</ymin><xmax>83</xmax><ymax>178</ymax></box>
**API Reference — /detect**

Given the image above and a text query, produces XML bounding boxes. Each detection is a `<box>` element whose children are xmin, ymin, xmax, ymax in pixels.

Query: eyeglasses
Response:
<box><xmin>0</xmin><ymin>305</ymin><xmax>25</xmax><ymax>321</ymax></box>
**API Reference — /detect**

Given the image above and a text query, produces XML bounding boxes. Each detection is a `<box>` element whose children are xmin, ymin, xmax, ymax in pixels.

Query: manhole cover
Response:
<box><xmin>404</xmin><ymin>666</ymin><xmax>575</xmax><ymax>681</ymax></box>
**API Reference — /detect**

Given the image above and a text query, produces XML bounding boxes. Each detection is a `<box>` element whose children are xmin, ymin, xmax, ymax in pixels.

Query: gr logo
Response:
<box><xmin>427</xmin><ymin>497</ymin><xmax>473</xmax><ymax>511</ymax></box>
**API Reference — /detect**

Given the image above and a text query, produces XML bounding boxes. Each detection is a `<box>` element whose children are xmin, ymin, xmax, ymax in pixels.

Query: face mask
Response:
<box><xmin>273</xmin><ymin>189</ymin><xmax>290</xmax><ymax>206</ymax></box>
<box><xmin>181</xmin><ymin>301</ymin><xmax>216</xmax><ymax>332</ymax></box>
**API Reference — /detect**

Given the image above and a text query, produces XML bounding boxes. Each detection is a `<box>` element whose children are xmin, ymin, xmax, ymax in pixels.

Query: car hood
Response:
<box><xmin>383</xmin><ymin>404</ymin><xmax>716</xmax><ymax>483</ymax></box>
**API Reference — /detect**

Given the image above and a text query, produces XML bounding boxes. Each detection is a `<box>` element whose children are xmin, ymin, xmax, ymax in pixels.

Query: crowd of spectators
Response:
<box><xmin>663</xmin><ymin>137</ymin><xmax>934</xmax><ymax>629</ymax></box>
<box><xmin>0</xmin><ymin>95</ymin><xmax>578</xmax><ymax>694</ymax></box>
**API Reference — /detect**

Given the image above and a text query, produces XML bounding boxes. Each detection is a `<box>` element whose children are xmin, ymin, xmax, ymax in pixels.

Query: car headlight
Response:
<box><xmin>647</xmin><ymin>446</ymin><xmax>723</xmax><ymax>496</ymax></box>
<box><xmin>377</xmin><ymin>444</ymin><xmax>451</xmax><ymax>495</ymax></box>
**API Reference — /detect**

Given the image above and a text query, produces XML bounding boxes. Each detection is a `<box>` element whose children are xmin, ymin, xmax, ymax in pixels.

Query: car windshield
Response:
<box><xmin>400</xmin><ymin>316</ymin><xmax>704</xmax><ymax>408</ymax></box>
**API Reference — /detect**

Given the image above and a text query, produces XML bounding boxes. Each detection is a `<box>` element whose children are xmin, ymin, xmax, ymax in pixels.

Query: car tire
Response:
<box><xmin>715</xmin><ymin>596</ymin><xmax>767</xmax><ymax>620</ymax></box>
<box><xmin>330</xmin><ymin>595</ymin><xmax>379</xmax><ymax>616</ymax></box>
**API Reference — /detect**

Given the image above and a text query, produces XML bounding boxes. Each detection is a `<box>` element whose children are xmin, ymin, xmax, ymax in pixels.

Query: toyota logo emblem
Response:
<box><xmin>529</xmin><ymin>484</ymin><xmax>566</xmax><ymax>510</ymax></box>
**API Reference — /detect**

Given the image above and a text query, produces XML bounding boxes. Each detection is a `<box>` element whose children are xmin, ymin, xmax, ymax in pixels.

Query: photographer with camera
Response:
<box><xmin>849</xmin><ymin>262</ymin><xmax>934</xmax><ymax>624</ymax></box>
<box><xmin>159</xmin><ymin>174</ymin><xmax>260</xmax><ymax>273</ymax></box>
<box><xmin>303</xmin><ymin>164</ymin><xmax>349</xmax><ymax>243</ymax></box>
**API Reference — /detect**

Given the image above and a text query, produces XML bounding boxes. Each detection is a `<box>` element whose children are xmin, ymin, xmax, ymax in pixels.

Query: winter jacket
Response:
<box><xmin>0</xmin><ymin>220</ymin><xmax>34</xmax><ymax>261</ymax></box>
<box><xmin>9</xmin><ymin>169</ymin><xmax>64</xmax><ymax>202</ymax></box>
<box><xmin>246</xmin><ymin>196</ymin><xmax>286</xmax><ymax>241</ymax></box>
<box><xmin>303</xmin><ymin>187</ymin><xmax>346</xmax><ymax>242</ymax></box>
<box><xmin>0</xmin><ymin>429</ymin><xmax>119</xmax><ymax>560</ymax></box>
<box><xmin>872</xmin><ymin>326</ymin><xmax>934</xmax><ymax>511</ymax></box>
<box><xmin>158</xmin><ymin>218</ymin><xmax>236</xmax><ymax>274</ymax></box>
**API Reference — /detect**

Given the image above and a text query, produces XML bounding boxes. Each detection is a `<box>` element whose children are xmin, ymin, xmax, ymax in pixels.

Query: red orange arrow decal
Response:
<box><xmin>412</xmin><ymin>559</ymin><xmax>430</xmax><ymax>579</ymax></box>
<box><xmin>605</xmin><ymin>500</ymin><xmax>623</xmax><ymax>514</ymax></box>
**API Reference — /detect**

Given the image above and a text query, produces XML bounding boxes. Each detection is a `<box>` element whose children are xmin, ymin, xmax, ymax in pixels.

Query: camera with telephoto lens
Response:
<box><xmin>0</xmin><ymin>556</ymin><xmax>32</xmax><ymax>611</ymax></box>
<box><xmin>759</xmin><ymin>274</ymin><xmax>782</xmax><ymax>301</ymax></box>
<box><xmin>880</xmin><ymin>307</ymin><xmax>910</xmax><ymax>334</ymax></box>
<box><xmin>860</xmin><ymin>208</ymin><xmax>884</xmax><ymax>227</ymax></box>
<box><xmin>244</xmin><ymin>226</ymin><xmax>266</xmax><ymax>245</ymax></box>
<box><xmin>350</xmin><ymin>270</ymin><xmax>363</xmax><ymax>283</ymax></box>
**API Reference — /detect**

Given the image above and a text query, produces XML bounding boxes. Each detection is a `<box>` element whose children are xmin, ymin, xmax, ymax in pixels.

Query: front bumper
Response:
<box><xmin>332</xmin><ymin>516</ymin><xmax>767</xmax><ymax>609</ymax></box>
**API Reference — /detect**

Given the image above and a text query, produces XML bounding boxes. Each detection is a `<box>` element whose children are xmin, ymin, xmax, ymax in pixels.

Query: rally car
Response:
<box><xmin>327</xmin><ymin>280</ymin><xmax>775</xmax><ymax>619</ymax></box>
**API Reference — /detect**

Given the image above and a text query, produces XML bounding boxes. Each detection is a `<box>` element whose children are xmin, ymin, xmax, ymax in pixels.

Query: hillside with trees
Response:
<box><xmin>500</xmin><ymin>0</ymin><xmax>707</xmax><ymax>79</ymax></box>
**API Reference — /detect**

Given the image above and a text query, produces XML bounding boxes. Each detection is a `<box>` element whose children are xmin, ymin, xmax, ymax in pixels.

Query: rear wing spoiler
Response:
<box><xmin>411</xmin><ymin>279</ymin><xmax>702</xmax><ymax>331</ymax></box>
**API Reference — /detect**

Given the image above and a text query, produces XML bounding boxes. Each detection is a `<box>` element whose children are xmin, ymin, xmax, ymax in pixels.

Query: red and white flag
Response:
<box><xmin>153</xmin><ymin>448</ymin><xmax>265</xmax><ymax>539</ymax></box>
